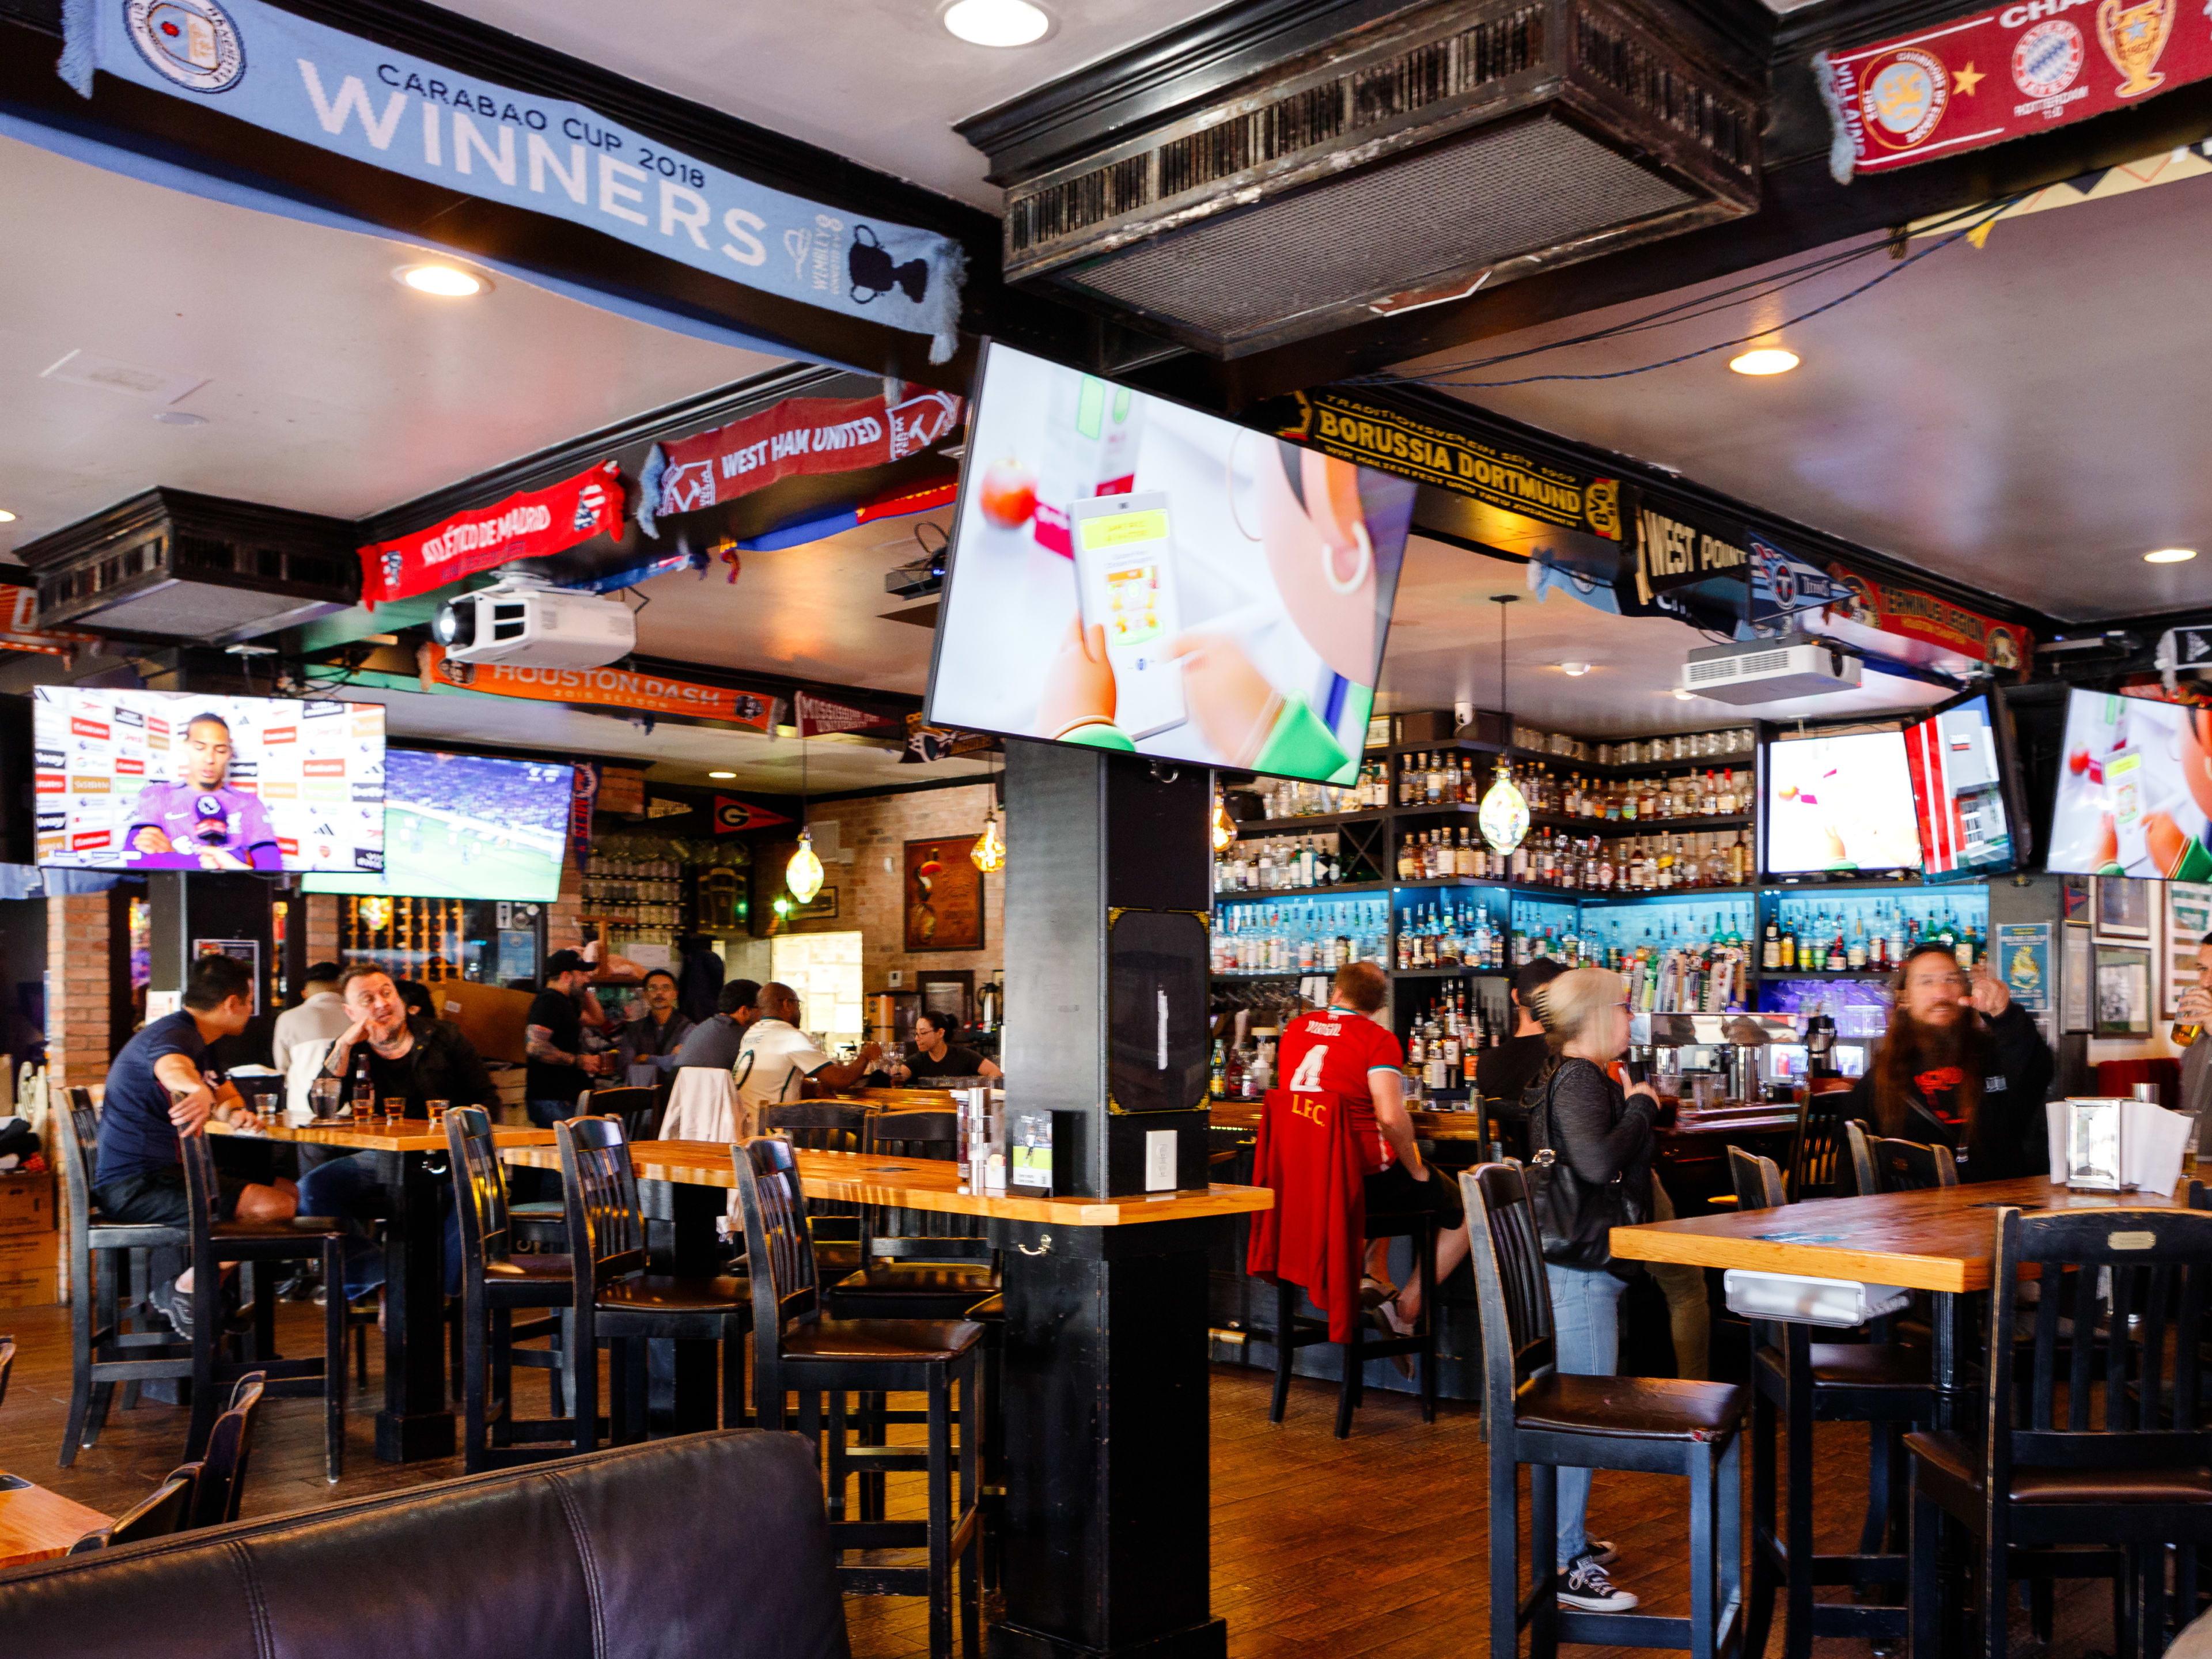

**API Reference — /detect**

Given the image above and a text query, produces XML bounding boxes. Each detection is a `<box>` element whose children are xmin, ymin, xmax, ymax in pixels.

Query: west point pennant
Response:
<box><xmin>1817</xmin><ymin>0</ymin><xmax>2212</xmax><ymax>181</ymax></box>
<box><xmin>359</xmin><ymin>462</ymin><xmax>625</xmax><ymax>605</ymax></box>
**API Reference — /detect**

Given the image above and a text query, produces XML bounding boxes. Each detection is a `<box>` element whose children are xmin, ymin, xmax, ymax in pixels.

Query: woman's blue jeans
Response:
<box><xmin>1544</xmin><ymin>1262</ymin><xmax>1627</xmax><ymax>1569</ymax></box>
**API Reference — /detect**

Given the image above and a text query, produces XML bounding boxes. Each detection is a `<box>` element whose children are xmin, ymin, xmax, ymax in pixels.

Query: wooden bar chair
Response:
<box><xmin>509</xmin><ymin>1085</ymin><xmax>662</xmax><ymax>1250</ymax></box>
<box><xmin>177</xmin><ymin>1132</ymin><xmax>348</xmax><ymax>1483</ymax></box>
<box><xmin>55</xmin><ymin>1089</ymin><xmax>190</xmax><ymax>1465</ymax></box>
<box><xmin>67</xmin><ymin>1469</ymin><xmax>195</xmax><ymax>1553</ymax></box>
<box><xmin>733</xmin><ymin>1134</ymin><xmax>984</xmax><ymax>1659</ymax></box>
<box><xmin>1868</xmin><ymin>1134</ymin><xmax>1957</xmax><ymax>1193</ymax></box>
<box><xmin>763</xmin><ymin>1101</ymin><xmax>873</xmax><ymax>1281</ymax></box>
<box><xmin>0</xmin><ymin>1335</ymin><xmax>12</xmax><ymax>1410</ymax></box>
<box><xmin>1726</xmin><ymin>1149</ymin><xmax>1933</xmax><ymax>1659</ymax></box>
<box><xmin>556</xmin><ymin>1115</ymin><xmax>749</xmax><ymax>1449</ymax></box>
<box><xmin>1908</xmin><ymin>1205</ymin><xmax>2212</xmax><ymax>1659</ymax></box>
<box><xmin>1789</xmin><ymin>1082</ymin><xmax>1855</xmax><ymax>1199</ymax></box>
<box><xmin>445</xmin><ymin>1107</ymin><xmax>578</xmax><ymax>1471</ymax></box>
<box><xmin>185</xmin><ymin>1373</ymin><xmax>264</xmax><ymax>1529</ymax></box>
<box><xmin>1466</xmin><ymin>1162</ymin><xmax>1745</xmax><ymax>1659</ymax></box>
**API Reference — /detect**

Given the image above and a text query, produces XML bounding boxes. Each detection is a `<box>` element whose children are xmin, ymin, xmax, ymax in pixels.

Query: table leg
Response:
<box><xmin>988</xmin><ymin>1217</ymin><xmax>1228</xmax><ymax>1659</ymax></box>
<box><xmin>374</xmin><ymin>1150</ymin><xmax>455</xmax><ymax>1462</ymax></box>
<box><xmin>641</xmin><ymin>1177</ymin><xmax>723</xmax><ymax>1435</ymax></box>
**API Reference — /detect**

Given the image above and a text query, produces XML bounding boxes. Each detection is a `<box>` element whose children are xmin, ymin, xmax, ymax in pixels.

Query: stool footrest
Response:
<box><xmin>1558</xmin><ymin>1596</ymin><xmax>1742</xmax><ymax>1653</ymax></box>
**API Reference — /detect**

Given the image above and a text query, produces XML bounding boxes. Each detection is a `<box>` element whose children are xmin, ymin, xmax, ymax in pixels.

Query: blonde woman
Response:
<box><xmin>1527</xmin><ymin>965</ymin><xmax>1659</xmax><ymax>1614</ymax></box>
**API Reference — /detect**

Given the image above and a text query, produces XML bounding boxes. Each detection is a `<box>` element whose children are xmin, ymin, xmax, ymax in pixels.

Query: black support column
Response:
<box><xmin>990</xmin><ymin>740</ymin><xmax>1226</xmax><ymax>1659</ymax></box>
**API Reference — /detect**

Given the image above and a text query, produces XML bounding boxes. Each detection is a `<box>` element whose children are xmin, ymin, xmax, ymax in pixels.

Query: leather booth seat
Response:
<box><xmin>0</xmin><ymin>1431</ymin><xmax>849</xmax><ymax>1659</ymax></box>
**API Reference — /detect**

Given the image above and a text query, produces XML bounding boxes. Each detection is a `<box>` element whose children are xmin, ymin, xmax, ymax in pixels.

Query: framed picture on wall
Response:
<box><xmin>2062</xmin><ymin>873</ymin><xmax>2090</xmax><ymax>922</ymax></box>
<box><xmin>2166</xmin><ymin>881</ymin><xmax>2212</xmax><ymax>1017</ymax></box>
<box><xmin>905</xmin><ymin>837</ymin><xmax>985</xmax><ymax>952</ymax></box>
<box><xmin>2062</xmin><ymin>923</ymin><xmax>2093</xmax><ymax>1033</ymax></box>
<box><xmin>2094</xmin><ymin>943</ymin><xmax>2153</xmax><ymax>1037</ymax></box>
<box><xmin>2094</xmin><ymin>876</ymin><xmax>2152</xmax><ymax>939</ymax></box>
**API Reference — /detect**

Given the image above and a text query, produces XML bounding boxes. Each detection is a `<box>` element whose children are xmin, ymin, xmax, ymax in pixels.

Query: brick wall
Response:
<box><xmin>44</xmin><ymin>892</ymin><xmax>111</xmax><ymax>1094</ymax></box>
<box><xmin>304</xmin><ymin>892</ymin><xmax>339</xmax><ymax>967</ymax></box>
<box><xmin>548</xmin><ymin>843</ymin><xmax>585</xmax><ymax>950</ymax></box>
<box><xmin>781</xmin><ymin>783</ymin><xmax>1005</xmax><ymax>998</ymax></box>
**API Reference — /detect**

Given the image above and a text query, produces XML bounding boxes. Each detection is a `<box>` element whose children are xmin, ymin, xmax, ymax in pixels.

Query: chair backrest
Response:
<box><xmin>731</xmin><ymin>1137</ymin><xmax>821</xmax><ymax>1375</ymax></box>
<box><xmin>1790</xmin><ymin>1084</ymin><xmax>1852</xmax><ymax>1198</ymax></box>
<box><xmin>445</xmin><ymin>1107</ymin><xmax>518</xmax><ymax>1274</ymax></box>
<box><xmin>556</xmin><ymin>1116</ymin><xmax>646</xmax><ymax>1288</ymax></box>
<box><xmin>1463</xmin><ymin>1162</ymin><xmax>1555</xmax><ymax>1435</ymax></box>
<box><xmin>189</xmin><ymin>1373</ymin><xmax>265</xmax><ymax>1528</ymax></box>
<box><xmin>58</xmin><ymin>1089</ymin><xmax>98</xmax><ymax>1251</ymax></box>
<box><xmin>1728</xmin><ymin>1146</ymin><xmax>1787</xmax><ymax>1211</ymax></box>
<box><xmin>71</xmin><ymin>1471</ymin><xmax>194</xmax><ymax>1552</ymax></box>
<box><xmin>1868</xmin><ymin>1135</ymin><xmax>1957</xmax><ymax>1193</ymax></box>
<box><xmin>764</xmin><ymin>1101</ymin><xmax>871</xmax><ymax>1238</ymax></box>
<box><xmin>0</xmin><ymin>1335</ymin><xmax>13</xmax><ymax>1411</ymax></box>
<box><xmin>1844</xmin><ymin>1119</ymin><xmax>1877</xmax><ymax>1196</ymax></box>
<box><xmin>176</xmin><ymin>1131</ymin><xmax>225</xmax><ymax>1275</ymax></box>
<box><xmin>1987</xmin><ymin>1205</ymin><xmax>2212</xmax><ymax>1497</ymax></box>
<box><xmin>861</xmin><ymin>1111</ymin><xmax>987</xmax><ymax>1262</ymax></box>
<box><xmin>588</xmin><ymin>1085</ymin><xmax>661</xmax><ymax>1143</ymax></box>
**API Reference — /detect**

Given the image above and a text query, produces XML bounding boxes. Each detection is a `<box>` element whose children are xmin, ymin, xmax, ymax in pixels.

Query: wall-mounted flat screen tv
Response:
<box><xmin>304</xmin><ymin>748</ymin><xmax>572</xmax><ymax>902</ymax></box>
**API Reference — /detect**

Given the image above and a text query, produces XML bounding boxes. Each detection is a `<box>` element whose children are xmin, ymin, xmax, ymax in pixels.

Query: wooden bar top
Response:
<box><xmin>208</xmin><ymin>1114</ymin><xmax>555</xmax><ymax>1154</ymax></box>
<box><xmin>0</xmin><ymin>1478</ymin><xmax>109</xmax><ymax>1567</ymax></box>
<box><xmin>1610</xmin><ymin>1176</ymin><xmax>2191</xmax><ymax>1293</ymax></box>
<box><xmin>502</xmin><ymin>1138</ymin><xmax>1274</xmax><ymax>1228</ymax></box>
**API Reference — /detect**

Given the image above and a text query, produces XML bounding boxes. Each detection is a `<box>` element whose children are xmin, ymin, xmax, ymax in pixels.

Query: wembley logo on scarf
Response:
<box><xmin>358</xmin><ymin>462</ymin><xmax>626</xmax><ymax>605</ymax></box>
<box><xmin>639</xmin><ymin>385</ymin><xmax>962</xmax><ymax>536</ymax></box>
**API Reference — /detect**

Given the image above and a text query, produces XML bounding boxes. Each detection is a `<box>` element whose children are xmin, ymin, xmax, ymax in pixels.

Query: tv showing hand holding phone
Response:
<box><xmin>927</xmin><ymin>343</ymin><xmax>1419</xmax><ymax>785</ymax></box>
<box><xmin>2048</xmin><ymin>689</ymin><xmax>2212</xmax><ymax>878</ymax></box>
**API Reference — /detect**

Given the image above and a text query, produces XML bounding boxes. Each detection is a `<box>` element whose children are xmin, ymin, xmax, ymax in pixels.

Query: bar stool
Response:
<box><xmin>176</xmin><ymin>1132</ymin><xmax>350</xmax><ymax>1482</ymax></box>
<box><xmin>733</xmin><ymin>1134</ymin><xmax>983</xmax><ymax>1659</ymax></box>
<box><xmin>55</xmin><ymin>1090</ymin><xmax>190</xmax><ymax>1465</ymax></box>
<box><xmin>557</xmin><ymin>1115</ymin><xmax>750</xmax><ymax>1449</ymax></box>
<box><xmin>762</xmin><ymin>1101</ymin><xmax>872</xmax><ymax>1281</ymax></box>
<box><xmin>1465</xmin><ymin>1162</ymin><xmax>1745</xmax><ymax>1659</ymax></box>
<box><xmin>509</xmin><ymin>1086</ymin><xmax>661</xmax><ymax>1251</ymax></box>
<box><xmin>445</xmin><ymin>1107</ymin><xmax>575</xmax><ymax>1471</ymax></box>
<box><xmin>1789</xmin><ymin>1082</ymin><xmax>1855</xmax><ymax>1199</ymax></box>
<box><xmin>1726</xmin><ymin>1147</ymin><xmax>1934</xmax><ymax>1659</ymax></box>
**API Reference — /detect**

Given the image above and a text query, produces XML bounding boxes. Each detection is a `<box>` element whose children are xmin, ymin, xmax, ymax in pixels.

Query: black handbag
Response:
<box><xmin>1524</xmin><ymin>1060</ymin><xmax>1646</xmax><ymax>1278</ymax></box>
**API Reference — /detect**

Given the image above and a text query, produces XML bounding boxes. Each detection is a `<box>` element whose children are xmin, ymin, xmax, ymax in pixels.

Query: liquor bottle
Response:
<box><xmin>1762</xmin><ymin>917</ymin><xmax>1781</xmax><ymax>970</ymax></box>
<box><xmin>1847</xmin><ymin>919</ymin><xmax>1868</xmax><ymax>971</ymax></box>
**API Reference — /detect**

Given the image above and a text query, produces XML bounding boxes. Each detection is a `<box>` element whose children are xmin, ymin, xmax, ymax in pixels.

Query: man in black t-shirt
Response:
<box><xmin>525</xmin><ymin>949</ymin><xmax>609</xmax><ymax>1129</ymax></box>
<box><xmin>1475</xmin><ymin>958</ymin><xmax>1567</xmax><ymax>1156</ymax></box>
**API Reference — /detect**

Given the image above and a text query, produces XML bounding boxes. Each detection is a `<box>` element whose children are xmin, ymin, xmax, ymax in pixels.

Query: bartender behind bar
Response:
<box><xmin>886</xmin><ymin>1011</ymin><xmax>1001</xmax><ymax>1083</ymax></box>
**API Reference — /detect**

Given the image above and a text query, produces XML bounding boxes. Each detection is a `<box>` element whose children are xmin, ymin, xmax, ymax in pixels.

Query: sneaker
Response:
<box><xmin>1559</xmin><ymin>1552</ymin><xmax>1637</xmax><ymax>1612</ymax></box>
<box><xmin>150</xmin><ymin>1276</ymin><xmax>194</xmax><ymax>1343</ymax></box>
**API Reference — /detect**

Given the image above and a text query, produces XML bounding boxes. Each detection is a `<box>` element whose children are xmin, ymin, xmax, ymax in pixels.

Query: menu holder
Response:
<box><xmin>2044</xmin><ymin>1097</ymin><xmax>2191</xmax><ymax>1192</ymax></box>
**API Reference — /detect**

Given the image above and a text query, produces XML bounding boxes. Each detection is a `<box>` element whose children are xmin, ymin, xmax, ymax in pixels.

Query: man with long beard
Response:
<box><xmin>1845</xmin><ymin>942</ymin><xmax>2054</xmax><ymax>1181</ymax></box>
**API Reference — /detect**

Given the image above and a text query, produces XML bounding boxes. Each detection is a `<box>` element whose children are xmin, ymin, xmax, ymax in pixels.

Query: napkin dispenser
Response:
<box><xmin>1724</xmin><ymin>1270</ymin><xmax>1910</xmax><ymax>1328</ymax></box>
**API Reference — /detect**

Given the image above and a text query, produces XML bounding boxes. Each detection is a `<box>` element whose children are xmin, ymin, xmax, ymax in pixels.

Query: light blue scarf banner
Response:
<box><xmin>58</xmin><ymin>0</ymin><xmax>965</xmax><ymax>362</ymax></box>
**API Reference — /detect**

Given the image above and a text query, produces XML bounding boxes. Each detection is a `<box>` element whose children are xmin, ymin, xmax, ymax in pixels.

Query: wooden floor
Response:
<box><xmin>0</xmin><ymin>1301</ymin><xmax>2131</xmax><ymax>1658</ymax></box>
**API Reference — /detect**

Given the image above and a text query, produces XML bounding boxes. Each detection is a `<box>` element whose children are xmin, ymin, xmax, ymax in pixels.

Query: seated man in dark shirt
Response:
<box><xmin>887</xmin><ymin>1011</ymin><xmax>1001</xmax><ymax>1084</ymax></box>
<box><xmin>93</xmin><ymin>952</ymin><xmax>300</xmax><ymax>1338</ymax></box>
<box><xmin>614</xmin><ymin>968</ymin><xmax>696</xmax><ymax>1085</ymax></box>
<box><xmin>295</xmin><ymin>963</ymin><xmax>502</xmax><ymax>1300</ymax></box>
<box><xmin>1475</xmin><ymin>957</ymin><xmax>1566</xmax><ymax>1157</ymax></box>
<box><xmin>669</xmin><ymin>979</ymin><xmax>760</xmax><ymax>1074</ymax></box>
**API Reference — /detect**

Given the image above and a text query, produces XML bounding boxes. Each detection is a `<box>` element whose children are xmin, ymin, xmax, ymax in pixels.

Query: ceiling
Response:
<box><xmin>1378</xmin><ymin>539</ymin><xmax>1946</xmax><ymax>734</ymax></box>
<box><xmin>1389</xmin><ymin>164</ymin><xmax>2212</xmax><ymax>627</ymax></box>
<box><xmin>0</xmin><ymin>132</ymin><xmax>783</xmax><ymax>558</ymax></box>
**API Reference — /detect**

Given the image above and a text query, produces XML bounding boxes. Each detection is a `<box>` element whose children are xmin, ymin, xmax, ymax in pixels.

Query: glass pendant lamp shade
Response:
<box><xmin>786</xmin><ymin>829</ymin><xmax>825</xmax><ymax>904</ymax></box>
<box><xmin>1211</xmin><ymin>793</ymin><xmax>1235</xmax><ymax>853</ymax></box>
<box><xmin>971</xmin><ymin>809</ymin><xmax>1006</xmax><ymax>873</ymax></box>
<box><xmin>1479</xmin><ymin>761</ymin><xmax>1529</xmax><ymax>855</ymax></box>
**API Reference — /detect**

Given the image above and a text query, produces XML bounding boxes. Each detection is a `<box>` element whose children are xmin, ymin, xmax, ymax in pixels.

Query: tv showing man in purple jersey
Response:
<box><xmin>124</xmin><ymin>712</ymin><xmax>282</xmax><ymax>870</ymax></box>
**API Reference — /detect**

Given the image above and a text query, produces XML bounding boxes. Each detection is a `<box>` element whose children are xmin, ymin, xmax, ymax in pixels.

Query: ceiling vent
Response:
<box><xmin>18</xmin><ymin>488</ymin><xmax>359</xmax><ymax>645</ymax></box>
<box><xmin>963</xmin><ymin>0</ymin><xmax>1762</xmax><ymax>358</ymax></box>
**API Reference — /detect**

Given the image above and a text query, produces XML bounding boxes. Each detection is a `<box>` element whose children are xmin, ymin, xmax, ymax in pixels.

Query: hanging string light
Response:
<box><xmin>1478</xmin><ymin>593</ymin><xmax>1530</xmax><ymax>857</ymax></box>
<box><xmin>971</xmin><ymin>747</ymin><xmax>1006</xmax><ymax>872</ymax></box>
<box><xmin>786</xmin><ymin>723</ymin><xmax>825</xmax><ymax>904</ymax></box>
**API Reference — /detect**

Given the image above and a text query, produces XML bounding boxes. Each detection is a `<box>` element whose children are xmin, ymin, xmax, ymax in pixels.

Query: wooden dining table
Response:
<box><xmin>0</xmin><ymin>1476</ymin><xmax>108</xmax><ymax>1567</ymax></box>
<box><xmin>503</xmin><ymin>1134</ymin><xmax>1274</xmax><ymax>1658</ymax></box>
<box><xmin>208</xmin><ymin>1113</ymin><xmax>555</xmax><ymax>1462</ymax></box>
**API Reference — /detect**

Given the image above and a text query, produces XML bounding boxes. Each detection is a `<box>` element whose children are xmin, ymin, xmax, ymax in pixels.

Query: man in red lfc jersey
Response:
<box><xmin>1278</xmin><ymin>961</ymin><xmax>1471</xmax><ymax>1330</ymax></box>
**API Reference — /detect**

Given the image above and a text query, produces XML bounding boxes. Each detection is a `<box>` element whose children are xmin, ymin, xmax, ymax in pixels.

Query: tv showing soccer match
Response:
<box><xmin>2047</xmin><ymin>688</ymin><xmax>2212</xmax><ymax>879</ymax></box>
<box><xmin>1766</xmin><ymin>724</ymin><xmax>1925</xmax><ymax>875</ymax></box>
<box><xmin>32</xmin><ymin>688</ymin><xmax>385</xmax><ymax>872</ymax></box>
<box><xmin>1902</xmin><ymin>690</ymin><xmax>2025</xmax><ymax>882</ymax></box>
<box><xmin>304</xmin><ymin>748</ymin><xmax>573</xmax><ymax>902</ymax></box>
<box><xmin>925</xmin><ymin>342</ymin><xmax>1418</xmax><ymax>785</ymax></box>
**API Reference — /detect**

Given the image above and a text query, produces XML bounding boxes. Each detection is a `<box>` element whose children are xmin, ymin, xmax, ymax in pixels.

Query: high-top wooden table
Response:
<box><xmin>0</xmin><ymin>1478</ymin><xmax>108</xmax><ymax>1567</ymax></box>
<box><xmin>506</xmin><ymin>1135</ymin><xmax>1273</xmax><ymax>1659</ymax></box>
<box><xmin>209</xmin><ymin>1114</ymin><xmax>555</xmax><ymax>1462</ymax></box>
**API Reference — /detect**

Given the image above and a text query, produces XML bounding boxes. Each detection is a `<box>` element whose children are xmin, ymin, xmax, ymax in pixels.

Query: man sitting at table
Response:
<box><xmin>736</xmin><ymin>982</ymin><xmax>883</xmax><ymax>1120</ymax></box>
<box><xmin>615</xmin><ymin>968</ymin><xmax>696</xmax><ymax>1086</ymax></box>
<box><xmin>1475</xmin><ymin>957</ymin><xmax>1565</xmax><ymax>1156</ymax></box>
<box><xmin>294</xmin><ymin>964</ymin><xmax>501</xmax><ymax>1302</ymax></box>
<box><xmin>92</xmin><ymin>952</ymin><xmax>299</xmax><ymax>1340</ymax></box>
<box><xmin>1847</xmin><ymin>944</ymin><xmax>2054</xmax><ymax>1181</ymax></box>
<box><xmin>669</xmin><ymin>979</ymin><xmax>760</xmax><ymax>1073</ymax></box>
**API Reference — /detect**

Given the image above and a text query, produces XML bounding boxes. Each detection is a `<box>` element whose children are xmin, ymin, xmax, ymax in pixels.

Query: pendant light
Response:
<box><xmin>786</xmin><ymin>725</ymin><xmax>825</xmax><ymax>904</ymax></box>
<box><xmin>1211</xmin><ymin>787</ymin><xmax>1236</xmax><ymax>853</ymax></box>
<box><xmin>971</xmin><ymin>752</ymin><xmax>1005</xmax><ymax>872</ymax></box>
<box><xmin>1478</xmin><ymin>593</ymin><xmax>1530</xmax><ymax>857</ymax></box>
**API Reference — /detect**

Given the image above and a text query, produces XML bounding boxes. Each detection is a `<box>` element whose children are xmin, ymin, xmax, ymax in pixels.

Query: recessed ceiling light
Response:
<box><xmin>153</xmin><ymin>410</ymin><xmax>206</xmax><ymax>426</ymax></box>
<box><xmin>0</xmin><ymin>509</ymin><xmax>13</xmax><ymax>523</ymax></box>
<box><xmin>397</xmin><ymin>263</ymin><xmax>490</xmax><ymax>298</ymax></box>
<box><xmin>1729</xmin><ymin>347</ymin><xmax>1799</xmax><ymax>376</ymax></box>
<box><xmin>2145</xmin><ymin>547</ymin><xmax>2198</xmax><ymax>564</ymax></box>
<box><xmin>1671</xmin><ymin>687</ymin><xmax>1697</xmax><ymax>700</ymax></box>
<box><xmin>942</xmin><ymin>0</ymin><xmax>1051</xmax><ymax>46</ymax></box>
<box><xmin>1557</xmin><ymin>661</ymin><xmax>1593</xmax><ymax>676</ymax></box>
<box><xmin>708</xmin><ymin>770</ymin><xmax>736</xmax><ymax>779</ymax></box>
